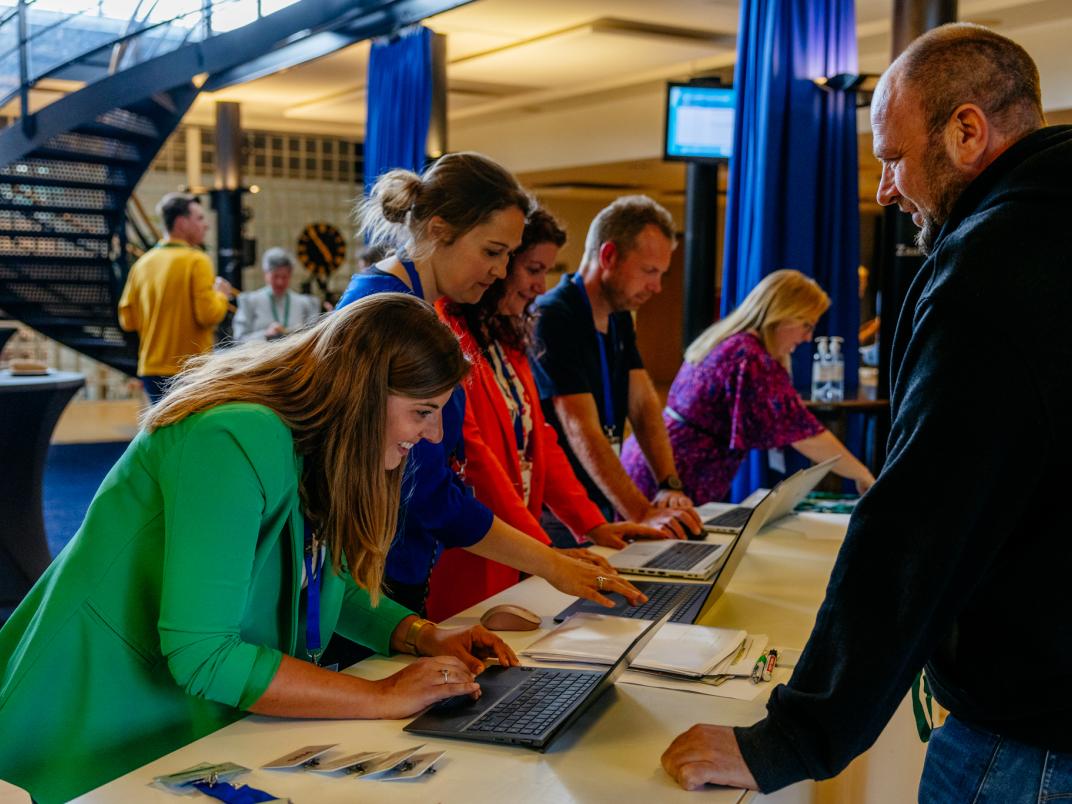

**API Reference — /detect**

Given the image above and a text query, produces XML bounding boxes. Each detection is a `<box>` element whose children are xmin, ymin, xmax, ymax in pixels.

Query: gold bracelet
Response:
<box><xmin>403</xmin><ymin>617</ymin><xmax>435</xmax><ymax>655</ymax></box>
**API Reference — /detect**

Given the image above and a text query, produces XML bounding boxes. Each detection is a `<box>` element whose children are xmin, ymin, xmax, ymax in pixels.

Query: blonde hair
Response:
<box><xmin>143</xmin><ymin>293</ymin><xmax>468</xmax><ymax>601</ymax></box>
<box><xmin>357</xmin><ymin>151</ymin><xmax>532</xmax><ymax>261</ymax></box>
<box><xmin>685</xmin><ymin>270</ymin><xmax>830</xmax><ymax>368</ymax></box>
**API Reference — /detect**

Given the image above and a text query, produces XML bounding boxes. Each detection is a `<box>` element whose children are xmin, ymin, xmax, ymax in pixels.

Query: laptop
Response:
<box><xmin>704</xmin><ymin>456</ymin><xmax>840</xmax><ymax>534</ymax></box>
<box><xmin>554</xmin><ymin>489</ymin><xmax>780</xmax><ymax>625</ymax></box>
<box><xmin>404</xmin><ymin>606</ymin><xmax>675</xmax><ymax>751</ymax></box>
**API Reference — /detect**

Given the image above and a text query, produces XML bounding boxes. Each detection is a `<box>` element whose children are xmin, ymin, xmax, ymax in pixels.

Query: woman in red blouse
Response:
<box><xmin>426</xmin><ymin>209</ymin><xmax>664</xmax><ymax>620</ymax></box>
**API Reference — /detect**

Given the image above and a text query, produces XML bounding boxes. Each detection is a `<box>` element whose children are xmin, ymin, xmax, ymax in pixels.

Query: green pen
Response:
<box><xmin>751</xmin><ymin>652</ymin><xmax>768</xmax><ymax>684</ymax></box>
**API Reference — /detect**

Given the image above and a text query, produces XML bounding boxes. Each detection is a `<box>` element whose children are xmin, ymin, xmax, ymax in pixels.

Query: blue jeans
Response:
<box><xmin>919</xmin><ymin>715</ymin><xmax>1072</xmax><ymax>803</ymax></box>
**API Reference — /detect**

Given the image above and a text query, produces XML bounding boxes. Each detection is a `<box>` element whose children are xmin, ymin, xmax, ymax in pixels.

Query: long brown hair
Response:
<box><xmin>144</xmin><ymin>293</ymin><xmax>468</xmax><ymax>601</ymax></box>
<box><xmin>445</xmin><ymin>206</ymin><xmax>567</xmax><ymax>353</ymax></box>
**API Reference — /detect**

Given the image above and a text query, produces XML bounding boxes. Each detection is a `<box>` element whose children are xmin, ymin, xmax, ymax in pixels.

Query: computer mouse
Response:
<box><xmin>480</xmin><ymin>603</ymin><xmax>541</xmax><ymax>631</ymax></box>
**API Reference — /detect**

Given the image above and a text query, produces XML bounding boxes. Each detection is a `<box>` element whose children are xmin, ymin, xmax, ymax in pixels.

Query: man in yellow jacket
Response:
<box><xmin>118</xmin><ymin>192</ymin><xmax>232</xmax><ymax>402</ymax></box>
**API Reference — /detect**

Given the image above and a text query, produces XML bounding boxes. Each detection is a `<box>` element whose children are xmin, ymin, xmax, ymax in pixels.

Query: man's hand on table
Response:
<box><xmin>661</xmin><ymin>724</ymin><xmax>759</xmax><ymax>791</ymax></box>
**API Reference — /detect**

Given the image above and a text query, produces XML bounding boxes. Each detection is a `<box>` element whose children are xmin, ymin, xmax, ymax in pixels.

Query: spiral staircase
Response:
<box><xmin>0</xmin><ymin>0</ymin><xmax>464</xmax><ymax>374</ymax></box>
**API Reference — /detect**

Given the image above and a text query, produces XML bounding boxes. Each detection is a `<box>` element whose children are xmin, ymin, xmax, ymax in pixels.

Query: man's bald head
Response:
<box><xmin>878</xmin><ymin>23</ymin><xmax>1043</xmax><ymax>140</ymax></box>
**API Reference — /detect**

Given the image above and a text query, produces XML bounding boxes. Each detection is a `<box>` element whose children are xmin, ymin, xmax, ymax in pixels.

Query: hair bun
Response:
<box><xmin>376</xmin><ymin>170</ymin><xmax>423</xmax><ymax>224</ymax></box>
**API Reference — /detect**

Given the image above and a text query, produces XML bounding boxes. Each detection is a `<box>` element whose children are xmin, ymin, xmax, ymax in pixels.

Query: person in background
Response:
<box><xmin>427</xmin><ymin>208</ymin><xmax>667</xmax><ymax>620</ymax></box>
<box><xmin>335</xmin><ymin>152</ymin><xmax>646</xmax><ymax>621</ymax></box>
<box><xmin>233</xmin><ymin>247</ymin><xmax>321</xmax><ymax>342</ymax></box>
<box><xmin>622</xmin><ymin>270</ymin><xmax>874</xmax><ymax>505</ymax></box>
<box><xmin>530</xmin><ymin>195</ymin><xmax>703</xmax><ymax>543</ymax></box>
<box><xmin>0</xmin><ymin>294</ymin><xmax>519</xmax><ymax>803</ymax></box>
<box><xmin>118</xmin><ymin>192</ymin><xmax>233</xmax><ymax>403</ymax></box>
<box><xmin>661</xmin><ymin>24</ymin><xmax>1072</xmax><ymax>800</ymax></box>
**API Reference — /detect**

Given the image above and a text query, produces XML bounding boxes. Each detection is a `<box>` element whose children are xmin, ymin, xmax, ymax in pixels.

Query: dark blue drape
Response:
<box><xmin>721</xmin><ymin>0</ymin><xmax>861</xmax><ymax>501</ymax></box>
<box><xmin>364</xmin><ymin>25</ymin><xmax>433</xmax><ymax>192</ymax></box>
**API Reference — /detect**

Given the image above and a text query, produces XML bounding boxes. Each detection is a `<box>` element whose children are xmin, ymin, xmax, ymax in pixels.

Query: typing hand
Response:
<box><xmin>416</xmin><ymin>623</ymin><xmax>519</xmax><ymax>674</ymax></box>
<box><xmin>376</xmin><ymin>656</ymin><xmax>479</xmax><ymax>718</ymax></box>
<box><xmin>640</xmin><ymin>506</ymin><xmax>704</xmax><ymax>540</ymax></box>
<box><xmin>653</xmin><ymin>489</ymin><xmax>694</xmax><ymax>509</ymax></box>
<box><xmin>558</xmin><ymin>547</ymin><xmax>615</xmax><ymax>574</ymax></box>
<box><xmin>661</xmin><ymin>724</ymin><xmax>759</xmax><ymax>791</ymax></box>
<box><xmin>585</xmin><ymin>522</ymin><xmax>668</xmax><ymax>550</ymax></box>
<box><xmin>547</xmin><ymin>553</ymin><xmax>647</xmax><ymax>608</ymax></box>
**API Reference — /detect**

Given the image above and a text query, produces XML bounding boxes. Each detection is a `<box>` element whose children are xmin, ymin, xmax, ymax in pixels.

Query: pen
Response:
<box><xmin>763</xmin><ymin>649</ymin><xmax>778</xmax><ymax>681</ymax></box>
<box><xmin>751</xmin><ymin>652</ymin><xmax>768</xmax><ymax>684</ymax></box>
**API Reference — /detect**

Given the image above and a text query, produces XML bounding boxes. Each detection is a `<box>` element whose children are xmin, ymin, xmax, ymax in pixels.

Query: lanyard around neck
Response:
<box><xmin>269</xmin><ymin>291</ymin><xmax>290</xmax><ymax>327</ymax></box>
<box><xmin>303</xmin><ymin>522</ymin><xmax>323</xmax><ymax>666</ymax></box>
<box><xmin>490</xmin><ymin>342</ymin><xmax>527</xmax><ymax>454</ymax></box>
<box><xmin>400</xmin><ymin>259</ymin><xmax>425</xmax><ymax>299</ymax></box>
<box><xmin>572</xmin><ymin>273</ymin><xmax>617</xmax><ymax>438</ymax></box>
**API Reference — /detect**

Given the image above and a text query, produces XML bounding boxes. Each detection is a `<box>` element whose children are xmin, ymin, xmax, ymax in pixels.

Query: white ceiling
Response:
<box><xmin>183</xmin><ymin>0</ymin><xmax>1072</xmax><ymax>137</ymax></box>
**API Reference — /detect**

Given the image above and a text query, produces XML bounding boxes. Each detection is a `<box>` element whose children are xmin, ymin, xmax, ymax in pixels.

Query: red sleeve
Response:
<box><xmin>459</xmin><ymin>373</ymin><xmax>551</xmax><ymax>546</ymax></box>
<box><xmin>539</xmin><ymin>421</ymin><xmax>606</xmax><ymax>540</ymax></box>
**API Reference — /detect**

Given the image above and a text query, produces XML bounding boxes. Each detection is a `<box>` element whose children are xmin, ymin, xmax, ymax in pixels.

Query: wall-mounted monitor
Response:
<box><xmin>663</xmin><ymin>82</ymin><xmax>736</xmax><ymax>161</ymax></box>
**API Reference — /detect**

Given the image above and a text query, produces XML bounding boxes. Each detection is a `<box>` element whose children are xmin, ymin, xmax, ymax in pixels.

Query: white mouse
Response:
<box><xmin>480</xmin><ymin>603</ymin><xmax>541</xmax><ymax>631</ymax></box>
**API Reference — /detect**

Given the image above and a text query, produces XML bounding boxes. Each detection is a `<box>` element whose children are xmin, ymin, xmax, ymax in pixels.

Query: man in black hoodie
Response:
<box><xmin>662</xmin><ymin>23</ymin><xmax>1072</xmax><ymax>801</ymax></box>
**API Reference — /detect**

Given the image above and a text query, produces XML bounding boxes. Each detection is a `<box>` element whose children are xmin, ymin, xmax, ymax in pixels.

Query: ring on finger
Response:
<box><xmin>596</xmin><ymin>575</ymin><xmax>606</xmax><ymax>591</ymax></box>
<box><xmin>441</xmin><ymin>669</ymin><xmax>449</xmax><ymax>684</ymax></box>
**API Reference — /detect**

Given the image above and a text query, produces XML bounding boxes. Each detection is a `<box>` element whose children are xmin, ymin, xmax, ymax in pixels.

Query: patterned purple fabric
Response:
<box><xmin>622</xmin><ymin>331</ymin><xmax>824</xmax><ymax>504</ymax></box>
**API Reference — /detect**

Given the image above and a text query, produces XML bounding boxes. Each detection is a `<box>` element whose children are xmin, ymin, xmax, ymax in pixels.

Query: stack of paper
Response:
<box><xmin>521</xmin><ymin>613</ymin><xmax>747</xmax><ymax>679</ymax></box>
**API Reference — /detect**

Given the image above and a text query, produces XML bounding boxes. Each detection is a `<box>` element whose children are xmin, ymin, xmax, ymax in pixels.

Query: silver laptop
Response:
<box><xmin>704</xmin><ymin>456</ymin><xmax>840</xmax><ymax>534</ymax></box>
<box><xmin>560</xmin><ymin>489</ymin><xmax>780</xmax><ymax>622</ymax></box>
<box><xmin>607</xmin><ymin>488</ymin><xmax>776</xmax><ymax>579</ymax></box>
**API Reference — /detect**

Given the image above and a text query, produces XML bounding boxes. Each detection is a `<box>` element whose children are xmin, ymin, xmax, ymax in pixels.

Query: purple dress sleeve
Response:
<box><xmin>727</xmin><ymin>338</ymin><xmax>825</xmax><ymax>451</ymax></box>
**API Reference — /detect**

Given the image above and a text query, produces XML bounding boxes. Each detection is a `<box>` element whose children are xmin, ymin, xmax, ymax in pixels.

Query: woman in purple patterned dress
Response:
<box><xmin>622</xmin><ymin>270</ymin><xmax>875</xmax><ymax>504</ymax></box>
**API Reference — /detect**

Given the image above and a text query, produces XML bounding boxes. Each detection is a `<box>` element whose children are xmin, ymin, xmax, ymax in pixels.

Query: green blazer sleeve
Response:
<box><xmin>333</xmin><ymin>577</ymin><xmax>413</xmax><ymax>655</ymax></box>
<box><xmin>156</xmin><ymin>412</ymin><xmax>285</xmax><ymax>710</ymax></box>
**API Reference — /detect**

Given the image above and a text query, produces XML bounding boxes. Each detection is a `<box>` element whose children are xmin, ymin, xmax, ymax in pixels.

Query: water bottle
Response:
<box><xmin>811</xmin><ymin>337</ymin><xmax>830</xmax><ymax>401</ymax></box>
<box><xmin>828</xmin><ymin>336</ymin><xmax>845</xmax><ymax>401</ymax></box>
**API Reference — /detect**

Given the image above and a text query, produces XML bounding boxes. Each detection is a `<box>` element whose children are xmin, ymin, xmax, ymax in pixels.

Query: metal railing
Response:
<box><xmin>0</xmin><ymin>0</ymin><xmax>294</xmax><ymax>129</ymax></box>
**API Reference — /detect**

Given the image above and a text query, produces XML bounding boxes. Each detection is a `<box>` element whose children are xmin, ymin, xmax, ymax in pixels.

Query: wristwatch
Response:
<box><xmin>658</xmin><ymin>474</ymin><xmax>684</xmax><ymax>492</ymax></box>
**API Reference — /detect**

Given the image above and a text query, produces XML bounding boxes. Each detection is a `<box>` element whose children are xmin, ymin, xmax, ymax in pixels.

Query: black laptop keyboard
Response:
<box><xmin>466</xmin><ymin>669</ymin><xmax>601</xmax><ymax>736</ymax></box>
<box><xmin>644</xmin><ymin>541</ymin><xmax>722</xmax><ymax>570</ymax></box>
<box><xmin>622</xmin><ymin>582</ymin><xmax>707</xmax><ymax>622</ymax></box>
<box><xmin>704</xmin><ymin>506</ymin><xmax>750</xmax><ymax>529</ymax></box>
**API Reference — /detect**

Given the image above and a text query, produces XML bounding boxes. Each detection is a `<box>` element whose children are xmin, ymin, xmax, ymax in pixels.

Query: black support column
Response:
<box><xmin>682</xmin><ymin>161</ymin><xmax>720</xmax><ymax>350</ymax></box>
<box><xmin>212</xmin><ymin>101</ymin><xmax>245</xmax><ymax>291</ymax></box>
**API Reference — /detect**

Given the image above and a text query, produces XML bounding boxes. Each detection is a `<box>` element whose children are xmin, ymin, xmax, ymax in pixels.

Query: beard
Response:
<box><xmin>914</xmin><ymin>142</ymin><xmax>973</xmax><ymax>255</ymax></box>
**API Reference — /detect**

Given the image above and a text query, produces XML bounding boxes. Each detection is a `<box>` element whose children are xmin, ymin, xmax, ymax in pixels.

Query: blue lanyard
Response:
<box><xmin>193</xmin><ymin>781</ymin><xmax>278</xmax><ymax>803</ymax></box>
<box><xmin>303</xmin><ymin>522</ymin><xmax>323</xmax><ymax>666</ymax></box>
<box><xmin>400</xmin><ymin>259</ymin><xmax>424</xmax><ymax>299</ymax></box>
<box><xmin>491</xmin><ymin>342</ymin><xmax>527</xmax><ymax>453</ymax></box>
<box><xmin>571</xmin><ymin>273</ymin><xmax>618</xmax><ymax>439</ymax></box>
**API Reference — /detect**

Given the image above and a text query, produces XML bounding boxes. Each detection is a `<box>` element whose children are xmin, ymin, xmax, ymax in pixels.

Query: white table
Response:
<box><xmin>79</xmin><ymin>509</ymin><xmax>925</xmax><ymax>803</ymax></box>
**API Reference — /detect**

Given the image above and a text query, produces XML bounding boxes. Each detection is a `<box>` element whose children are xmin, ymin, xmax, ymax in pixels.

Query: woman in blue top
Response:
<box><xmin>339</xmin><ymin>153</ymin><xmax>648</xmax><ymax>616</ymax></box>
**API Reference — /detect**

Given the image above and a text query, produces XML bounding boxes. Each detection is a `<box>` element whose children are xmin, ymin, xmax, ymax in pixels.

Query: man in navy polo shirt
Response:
<box><xmin>531</xmin><ymin>195</ymin><xmax>702</xmax><ymax>541</ymax></box>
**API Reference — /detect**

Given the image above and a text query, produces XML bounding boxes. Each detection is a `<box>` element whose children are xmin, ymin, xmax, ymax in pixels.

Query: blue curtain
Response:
<box><xmin>722</xmin><ymin>0</ymin><xmax>861</xmax><ymax>501</ymax></box>
<box><xmin>364</xmin><ymin>25</ymin><xmax>433</xmax><ymax>192</ymax></box>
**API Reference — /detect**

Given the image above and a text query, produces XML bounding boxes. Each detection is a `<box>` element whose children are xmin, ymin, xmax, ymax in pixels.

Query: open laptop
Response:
<box><xmin>404</xmin><ymin>606</ymin><xmax>675</xmax><ymax>751</ymax></box>
<box><xmin>704</xmin><ymin>456</ymin><xmax>840</xmax><ymax>534</ymax></box>
<box><xmin>606</xmin><ymin>481</ymin><xmax>784</xmax><ymax>580</ymax></box>
<box><xmin>554</xmin><ymin>488</ymin><xmax>780</xmax><ymax>625</ymax></box>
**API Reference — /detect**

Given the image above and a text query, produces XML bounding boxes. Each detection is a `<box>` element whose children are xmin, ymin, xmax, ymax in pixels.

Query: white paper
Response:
<box><xmin>710</xmin><ymin>634</ymin><xmax>769</xmax><ymax>677</ymax></box>
<box><xmin>522</xmin><ymin>613</ymin><xmax>747</xmax><ymax>677</ymax></box>
<box><xmin>621</xmin><ymin>666</ymin><xmax>792</xmax><ymax>701</ymax></box>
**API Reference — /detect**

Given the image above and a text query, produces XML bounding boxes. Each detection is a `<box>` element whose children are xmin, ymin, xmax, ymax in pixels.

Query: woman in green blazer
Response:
<box><xmin>0</xmin><ymin>293</ymin><xmax>518</xmax><ymax>802</ymax></box>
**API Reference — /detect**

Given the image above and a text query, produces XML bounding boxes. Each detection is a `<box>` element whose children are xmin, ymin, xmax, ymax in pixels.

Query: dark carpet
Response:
<box><xmin>43</xmin><ymin>441</ymin><xmax>130</xmax><ymax>558</ymax></box>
